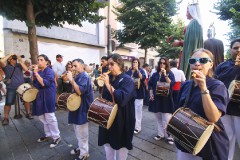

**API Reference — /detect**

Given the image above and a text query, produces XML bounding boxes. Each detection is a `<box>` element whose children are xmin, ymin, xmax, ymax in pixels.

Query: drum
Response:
<box><xmin>167</xmin><ymin>107</ymin><xmax>214</xmax><ymax>155</ymax></box>
<box><xmin>156</xmin><ymin>81</ymin><xmax>170</xmax><ymax>96</ymax></box>
<box><xmin>133</xmin><ymin>78</ymin><xmax>140</xmax><ymax>89</ymax></box>
<box><xmin>57</xmin><ymin>93</ymin><xmax>81</xmax><ymax>111</ymax></box>
<box><xmin>97</xmin><ymin>79</ymin><xmax>104</xmax><ymax>87</ymax></box>
<box><xmin>228</xmin><ymin>80</ymin><xmax>240</xmax><ymax>103</ymax></box>
<box><xmin>16</xmin><ymin>83</ymin><xmax>38</xmax><ymax>102</ymax></box>
<box><xmin>87</xmin><ymin>97</ymin><xmax>118</xmax><ymax>129</ymax></box>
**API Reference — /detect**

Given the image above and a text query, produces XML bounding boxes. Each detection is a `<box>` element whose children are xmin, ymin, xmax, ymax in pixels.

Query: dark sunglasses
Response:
<box><xmin>109</xmin><ymin>62</ymin><xmax>115</xmax><ymax>66</ymax></box>
<box><xmin>160</xmin><ymin>62</ymin><xmax>166</xmax><ymax>65</ymax></box>
<box><xmin>188</xmin><ymin>58</ymin><xmax>212</xmax><ymax>65</ymax></box>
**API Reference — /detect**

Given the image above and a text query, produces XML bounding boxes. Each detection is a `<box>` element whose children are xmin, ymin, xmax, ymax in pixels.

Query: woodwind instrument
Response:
<box><xmin>95</xmin><ymin>71</ymin><xmax>111</xmax><ymax>80</ymax></box>
<box><xmin>61</xmin><ymin>73</ymin><xmax>69</xmax><ymax>82</ymax></box>
<box><xmin>235</xmin><ymin>52</ymin><xmax>240</xmax><ymax>65</ymax></box>
<box><xmin>191</xmin><ymin>72</ymin><xmax>197</xmax><ymax>79</ymax></box>
<box><xmin>96</xmin><ymin>71</ymin><xmax>111</xmax><ymax>87</ymax></box>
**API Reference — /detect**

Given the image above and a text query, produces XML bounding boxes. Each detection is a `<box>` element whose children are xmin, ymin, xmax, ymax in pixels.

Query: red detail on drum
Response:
<box><xmin>173</xmin><ymin>82</ymin><xmax>181</xmax><ymax>91</ymax></box>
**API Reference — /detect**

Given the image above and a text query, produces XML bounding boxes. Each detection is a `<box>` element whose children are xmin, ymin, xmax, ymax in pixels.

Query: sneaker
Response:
<box><xmin>167</xmin><ymin>138</ymin><xmax>174</xmax><ymax>145</ymax></box>
<box><xmin>154</xmin><ymin>135</ymin><xmax>163</xmax><ymax>141</ymax></box>
<box><xmin>134</xmin><ymin>129</ymin><xmax>141</xmax><ymax>134</ymax></box>
<box><xmin>75</xmin><ymin>154</ymin><xmax>90</xmax><ymax>160</ymax></box>
<box><xmin>49</xmin><ymin>137</ymin><xmax>61</xmax><ymax>148</ymax></box>
<box><xmin>37</xmin><ymin>137</ymin><xmax>52</xmax><ymax>143</ymax></box>
<box><xmin>70</xmin><ymin>148</ymin><xmax>80</xmax><ymax>155</ymax></box>
<box><xmin>26</xmin><ymin>113</ymin><xmax>33</xmax><ymax>120</ymax></box>
<box><xmin>2</xmin><ymin>118</ymin><xmax>9</xmax><ymax>125</ymax></box>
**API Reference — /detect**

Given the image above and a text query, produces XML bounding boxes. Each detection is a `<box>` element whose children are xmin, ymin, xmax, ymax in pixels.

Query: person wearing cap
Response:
<box><xmin>66</xmin><ymin>58</ymin><xmax>94</xmax><ymax>160</ymax></box>
<box><xmin>52</xmin><ymin>54</ymin><xmax>65</xmax><ymax>100</ymax></box>
<box><xmin>0</xmin><ymin>54</ymin><xmax>33</xmax><ymax>125</ymax></box>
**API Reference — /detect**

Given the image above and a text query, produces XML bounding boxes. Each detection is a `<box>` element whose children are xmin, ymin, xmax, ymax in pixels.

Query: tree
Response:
<box><xmin>0</xmin><ymin>0</ymin><xmax>106</xmax><ymax>63</ymax></box>
<box><xmin>157</xmin><ymin>17</ymin><xmax>185</xmax><ymax>59</ymax></box>
<box><xmin>114</xmin><ymin>0</ymin><xmax>177</xmax><ymax>63</ymax></box>
<box><xmin>214</xmin><ymin>0</ymin><xmax>240</xmax><ymax>40</ymax></box>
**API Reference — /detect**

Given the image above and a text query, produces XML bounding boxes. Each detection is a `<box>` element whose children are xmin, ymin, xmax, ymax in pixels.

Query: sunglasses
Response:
<box><xmin>109</xmin><ymin>62</ymin><xmax>115</xmax><ymax>66</ymax></box>
<box><xmin>160</xmin><ymin>62</ymin><xmax>166</xmax><ymax>65</ymax></box>
<box><xmin>188</xmin><ymin>58</ymin><xmax>212</xmax><ymax>65</ymax></box>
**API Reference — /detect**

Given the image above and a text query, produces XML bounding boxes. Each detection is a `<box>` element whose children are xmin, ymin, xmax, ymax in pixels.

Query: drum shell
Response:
<box><xmin>57</xmin><ymin>93</ymin><xmax>81</xmax><ymax>111</ymax></box>
<box><xmin>16</xmin><ymin>83</ymin><xmax>39</xmax><ymax>102</ymax></box>
<box><xmin>156</xmin><ymin>81</ymin><xmax>170</xmax><ymax>96</ymax></box>
<box><xmin>88</xmin><ymin>98</ymin><xmax>118</xmax><ymax>129</ymax></box>
<box><xmin>167</xmin><ymin>107</ymin><xmax>214</xmax><ymax>155</ymax></box>
<box><xmin>228</xmin><ymin>80</ymin><xmax>240</xmax><ymax>103</ymax></box>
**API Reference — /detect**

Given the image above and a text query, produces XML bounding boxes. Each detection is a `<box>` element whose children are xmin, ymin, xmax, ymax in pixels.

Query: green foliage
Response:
<box><xmin>157</xmin><ymin>17</ymin><xmax>185</xmax><ymax>59</ymax></box>
<box><xmin>114</xmin><ymin>0</ymin><xmax>177</xmax><ymax>50</ymax></box>
<box><xmin>214</xmin><ymin>0</ymin><xmax>240</xmax><ymax>40</ymax></box>
<box><xmin>0</xmin><ymin>0</ymin><xmax>106</xmax><ymax>28</ymax></box>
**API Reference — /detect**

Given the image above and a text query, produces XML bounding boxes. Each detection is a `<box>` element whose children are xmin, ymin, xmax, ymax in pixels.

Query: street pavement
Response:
<box><xmin>0</xmin><ymin>93</ymin><xmax>239</xmax><ymax>160</ymax></box>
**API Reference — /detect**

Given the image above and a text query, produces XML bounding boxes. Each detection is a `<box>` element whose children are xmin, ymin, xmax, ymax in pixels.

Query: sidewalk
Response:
<box><xmin>0</xmin><ymin>94</ymin><xmax>239</xmax><ymax>160</ymax></box>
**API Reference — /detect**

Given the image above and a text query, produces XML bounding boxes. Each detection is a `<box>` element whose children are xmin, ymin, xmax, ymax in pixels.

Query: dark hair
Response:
<box><xmin>65</xmin><ymin>63</ymin><xmax>72</xmax><ymax>70</ymax></box>
<box><xmin>169</xmin><ymin>60</ymin><xmax>177</xmax><ymax>67</ymax></box>
<box><xmin>72</xmin><ymin>58</ymin><xmax>84</xmax><ymax>64</ymax></box>
<box><xmin>108</xmin><ymin>53</ymin><xmax>124</xmax><ymax>71</ymax></box>
<box><xmin>230</xmin><ymin>38</ymin><xmax>240</xmax><ymax>49</ymax></box>
<box><xmin>204</xmin><ymin>38</ymin><xmax>224</xmax><ymax>71</ymax></box>
<box><xmin>131</xmin><ymin>58</ymin><xmax>141</xmax><ymax>69</ymax></box>
<box><xmin>157</xmin><ymin>57</ymin><xmax>170</xmax><ymax>73</ymax></box>
<box><xmin>101</xmin><ymin>56</ymin><xmax>108</xmax><ymax>61</ymax></box>
<box><xmin>38</xmin><ymin>54</ymin><xmax>49</xmax><ymax>62</ymax></box>
<box><xmin>142</xmin><ymin>63</ymin><xmax>149</xmax><ymax>68</ymax></box>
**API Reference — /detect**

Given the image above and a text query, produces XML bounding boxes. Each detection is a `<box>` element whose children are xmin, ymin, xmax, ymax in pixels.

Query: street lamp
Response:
<box><xmin>107</xmin><ymin>0</ymin><xmax>112</xmax><ymax>56</ymax></box>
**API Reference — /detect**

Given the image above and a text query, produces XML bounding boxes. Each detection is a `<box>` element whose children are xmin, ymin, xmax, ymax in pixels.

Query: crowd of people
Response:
<box><xmin>0</xmin><ymin>2</ymin><xmax>240</xmax><ymax>160</ymax></box>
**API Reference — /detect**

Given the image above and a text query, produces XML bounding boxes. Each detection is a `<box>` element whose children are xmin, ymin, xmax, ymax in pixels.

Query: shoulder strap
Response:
<box><xmin>9</xmin><ymin>66</ymin><xmax>16</xmax><ymax>79</ymax></box>
<box><xmin>183</xmin><ymin>80</ymin><xmax>194</xmax><ymax>107</ymax></box>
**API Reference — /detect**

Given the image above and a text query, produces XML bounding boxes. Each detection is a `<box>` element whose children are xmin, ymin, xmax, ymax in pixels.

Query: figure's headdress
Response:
<box><xmin>187</xmin><ymin>0</ymin><xmax>202</xmax><ymax>26</ymax></box>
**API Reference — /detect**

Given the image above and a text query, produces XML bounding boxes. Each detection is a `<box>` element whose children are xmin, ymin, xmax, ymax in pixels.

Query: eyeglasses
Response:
<box><xmin>109</xmin><ymin>62</ymin><xmax>115</xmax><ymax>66</ymax></box>
<box><xmin>188</xmin><ymin>58</ymin><xmax>212</xmax><ymax>65</ymax></box>
<box><xmin>160</xmin><ymin>62</ymin><xmax>166</xmax><ymax>65</ymax></box>
<box><xmin>232</xmin><ymin>47</ymin><xmax>240</xmax><ymax>50</ymax></box>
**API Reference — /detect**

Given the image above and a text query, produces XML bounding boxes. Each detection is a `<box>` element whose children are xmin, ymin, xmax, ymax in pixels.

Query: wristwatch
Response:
<box><xmin>201</xmin><ymin>89</ymin><xmax>209</xmax><ymax>94</ymax></box>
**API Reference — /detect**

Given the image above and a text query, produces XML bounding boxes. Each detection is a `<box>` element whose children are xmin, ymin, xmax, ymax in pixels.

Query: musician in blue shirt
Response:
<box><xmin>148</xmin><ymin>57</ymin><xmax>175</xmax><ymax>144</ymax></box>
<box><xmin>176</xmin><ymin>48</ymin><xmax>229</xmax><ymax>160</ymax></box>
<box><xmin>215</xmin><ymin>38</ymin><xmax>240</xmax><ymax>160</ymax></box>
<box><xmin>67</xmin><ymin>59</ymin><xmax>94</xmax><ymax>160</ymax></box>
<box><xmin>126</xmin><ymin>58</ymin><xmax>146</xmax><ymax>134</ymax></box>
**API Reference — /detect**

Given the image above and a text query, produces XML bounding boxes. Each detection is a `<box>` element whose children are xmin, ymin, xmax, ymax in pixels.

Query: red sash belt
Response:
<box><xmin>173</xmin><ymin>82</ymin><xmax>181</xmax><ymax>91</ymax></box>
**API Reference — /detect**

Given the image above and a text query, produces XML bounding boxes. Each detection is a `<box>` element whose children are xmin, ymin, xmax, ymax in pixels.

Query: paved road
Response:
<box><xmin>0</xmin><ymin>94</ymin><xmax>239</xmax><ymax>160</ymax></box>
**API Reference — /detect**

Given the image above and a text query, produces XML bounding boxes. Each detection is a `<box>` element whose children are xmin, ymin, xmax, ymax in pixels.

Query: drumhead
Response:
<box><xmin>67</xmin><ymin>93</ymin><xmax>81</xmax><ymax>111</ymax></box>
<box><xmin>193</xmin><ymin>124</ymin><xmax>214</xmax><ymax>155</ymax></box>
<box><xmin>228</xmin><ymin>80</ymin><xmax>236</xmax><ymax>99</ymax></box>
<box><xmin>97</xmin><ymin>79</ymin><xmax>104</xmax><ymax>87</ymax></box>
<box><xmin>23</xmin><ymin>88</ymin><xmax>39</xmax><ymax>102</ymax></box>
<box><xmin>107</xmin><ymin>104</ymin><xmax>118</xmax><ymax>129</ymax></box>
<box><xmin>16</xmin><ymin>83</ymin><xmax>32</xmax><ymax>95</ymax></box>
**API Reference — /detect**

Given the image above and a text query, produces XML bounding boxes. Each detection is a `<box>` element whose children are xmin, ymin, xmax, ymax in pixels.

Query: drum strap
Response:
<box><xmin>101</xmin><ymin>83</ymin><xmax>115</xmax><ymax>104</ymax></box>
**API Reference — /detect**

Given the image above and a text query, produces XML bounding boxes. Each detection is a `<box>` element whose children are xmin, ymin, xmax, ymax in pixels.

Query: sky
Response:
<box><xmin>176</xmin><ymin>0</ymin><xmax>231</xmax><ymax>49</ymax></box>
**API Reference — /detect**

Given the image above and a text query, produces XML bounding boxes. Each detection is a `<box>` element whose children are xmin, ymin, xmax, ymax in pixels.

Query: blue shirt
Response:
<box><xmin>32</xmin><ymin>67</ymin><xmax>56</xmax><ymax>116</ymax></box>
<box><xmin>148</xmin><ymin>71</ymin><xmax>175</xmax><ymax>113</ymax></box>
<box><xmin>126</xmin><ymin>68</ymin><xmax>146</xmax><ymax>99</ymax></box>
<box><xmin>68</xmin><ymin>72</ymin><xmax>94</xmax><ymax>125</ymax></box>
<box><xmin>176</xmin><ymin>78</ymin><xmax>229</xmax><ymax>160</ymax></box>
<box><xmin>215</xmin><ymin>59</ymin><xmax>240</xmax><ymax>116</ymax></box>
<box><xmin>3</xmin><ymin>63</ymin><xmax>24</xmax><ymax>89</ymax></box>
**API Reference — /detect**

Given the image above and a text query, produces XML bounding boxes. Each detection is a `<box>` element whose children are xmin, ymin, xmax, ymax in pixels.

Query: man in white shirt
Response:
<box><xmin>170</xmin><ymin>60</ymin><xmax>186</xmax><ymax>109</ymax></box>
<box><xmin>52</xmin><ymin>54</ymin><xmax>65</xmax><ymax>99</ymax></box>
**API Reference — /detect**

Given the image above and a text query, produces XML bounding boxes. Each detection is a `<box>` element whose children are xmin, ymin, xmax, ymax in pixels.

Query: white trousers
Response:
<box><xmin>154</xmin><ymin>112</ymin><xmax>172</xmax><ymax>138</ymax></box>
<box><xmin>221</xmin><ymin>114</ymin><xmax>240</xmax><ymax>160</ymax></box>
<box><xmin>135</xmin><ymin>99</ymin><xmax>143</xmax><ymax>131</ymax></box>
<box><xmin>73</xmin><ymin>123</ymin><xmax>89</xmax><ymax>158</ymax></box>
<box><xmin>104</xmin><ymin>144</ymin><xmax>129</xmax><ymax>160</ymax></box>
<box><xmin>177</xmin><ymin>149</ymin><xmax>202</xmax><ymax>160</ymax></box>
<box><xmin>38</xmin><ymin>112</ymin><xmax>60</xmax><ymax>140</ymax></box>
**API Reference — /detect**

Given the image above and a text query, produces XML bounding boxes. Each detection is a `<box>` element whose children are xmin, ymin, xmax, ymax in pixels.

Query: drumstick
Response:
<box><xmin>95</xmin><ymin>71</ymin><xmax>111</xmax><ymax>80</ymax></box>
